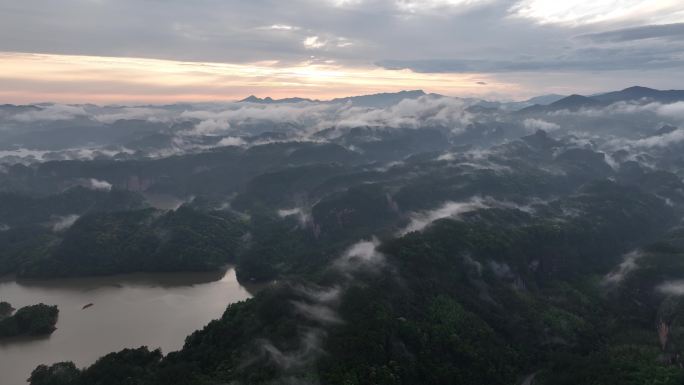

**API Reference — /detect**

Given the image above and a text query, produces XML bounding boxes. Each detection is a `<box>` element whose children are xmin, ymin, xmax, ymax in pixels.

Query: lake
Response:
<box><xmin>0</xmin><ymin>268</ymin><xmax>255</xmax><ymax>385</ymax></box>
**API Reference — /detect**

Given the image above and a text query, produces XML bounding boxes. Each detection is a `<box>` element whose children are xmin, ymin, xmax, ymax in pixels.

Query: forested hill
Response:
<box><xmin>3</xmin><ymin>89</ymin><xmax>684</xmax><ymax>384</ymax></box>
<box><xmin>15</xmin><ymin>128</ymin><xmax>684</xmax><ymax>385</ymax></box>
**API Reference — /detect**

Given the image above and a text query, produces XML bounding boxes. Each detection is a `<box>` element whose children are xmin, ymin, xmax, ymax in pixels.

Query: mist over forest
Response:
<box><xmin>2</xmin><ymin>85</ymin><xmax>684</xmax><ymax>384</ymax></box>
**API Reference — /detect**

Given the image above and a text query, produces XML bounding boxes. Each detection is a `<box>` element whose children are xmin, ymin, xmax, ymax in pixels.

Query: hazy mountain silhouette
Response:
<box><xmin>593</xmin><ymin>86</ymin><xmax>684</xmax><ymax>104</ymax></box>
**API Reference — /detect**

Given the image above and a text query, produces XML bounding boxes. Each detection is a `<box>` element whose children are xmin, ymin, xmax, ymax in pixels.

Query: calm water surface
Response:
<box><xmin>0</xmin><ymin>268</ymin><xmax>254</xmax><ymax>385</ymax></box>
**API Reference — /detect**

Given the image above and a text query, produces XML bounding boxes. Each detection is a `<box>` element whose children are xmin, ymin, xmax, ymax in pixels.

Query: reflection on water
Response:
<box><xmin>0</xmin><ymin>268</ymin><xmax>253</xmax><ymax>385</ymax></box>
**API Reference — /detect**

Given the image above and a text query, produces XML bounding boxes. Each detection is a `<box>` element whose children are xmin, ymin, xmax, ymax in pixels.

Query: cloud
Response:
<box><xmin>52</xmin><ymin>214</ymin><xmax>80</xmax><ymax>232</ymax></box>
<box><xmin>304</xmin><ymin>36</ymin><xmax>327</xmax><ymax>49</ymax></box>
<box><xmin>548</xmin><ymin>100</ymin><xmax>661</xmax><ymax>118</ymax></box>
<box><xmin>255</xmin><ymin>329</ymin><xmax>326</xmax><ymax>371</ymax></box>
<box><xmin>509</xmin><ymin>0</ymin><xmax>684</xmax><ymax>26</ymax></box>
<box><xmin>329</xmin><ymin>95</ymin><xmax>473</xmax><ymax>131</ymax></box>
<box><xmin>3</xmin><ymin>1</ymin><xmax>684</xmax><ymax>101</ymax></box>
<box><xmin>11</xmin><ymin>104</ymin><xmax>88</xmax><ymax>122</ymax></box>
<box><xmin>267</xmin><ymin>24</ymin><xmax>301</xmax><ymax>31</ymax></box>
<box><xmin>296</xmin><ymin>285</ymin><xmax>343</xmax><ymax>303</ymax></box>
<box><xmin>658</xmin><ymin>102</ymin><xmax>684</xmax><ymax>120</ymax></box>
<box><xmin>3</xmin><ymin>90</ymin><xmax>682</xmax><ymax>165</ymax></box>
<box><xmin>336</xmin><ymin>37</ymin><xmax>353</xmax><ymax>48</ymax></box>
<box><xmin>247</xmin><ymin>238</ymin><xmax>386</xmax><ymax>383</ymax></box>
<box><xmin>400</xmin><ymin>197</ymin><xmax>488</xmax><ymax>235</ymax></box>
<box><xmin>180</xmin><ymin>103</ymin><xmax>332</xmax><ymax>128</ymax></box>
<box><xmin>394</xmin><ymin>0</ymin><xmax>495</xmax><ymax>14</ymax></box>
<box><xmin>326</xmin><ymin>0</ymin><xmax>364</xmax><ymax>7</ymax></box>
<box><xmin>399</xmin><ymin>196</ymin><xmax>542</xmax><ymax>236</ymax></box>
<box><xmin>303</xmin><ymin>35</ymin><xmax>354</xmax><ymax>50</ymax></box>
<box><xmin>0</xmin><ymin>52</ymin><xmax>497</xmax><ymax>104</ymax></box>
<box><xmin>334</xmin><ymin>238</ymin><xmax>385</xmax><ymax>274</ymax></box>
<box><xmin>579</xmin><ymin>23</ymin><xmax>684</xmax><ymax>43</ymax></box>
<box><xmin>626</xmin><ymin>128</ymin><xmax>684</xmax><ymax>148</ymax></box>
<box><xmin>376</xmin><ymin>50</ymin><xmax>684</xmax><ymax>73</ymax></box>
<box><xmin>657</xmin><ymin>280</ymin><xmax>684</xmax><ymax>296</ymax></box>
<box><xmin>186</xmin><ymin>118</ymin><xmax>231</xmax><ymax>136</ymax></box>
<box><xmin>0</xmin><ymin>146</ymin><xmax>136</xmax><ymax>164</ymax></box>
<box><xmin>93</xmin><ymin>107</ymin><xmax>175</xmax><ymax>124</ymax></box>
<box><xmin>217</xmin><ymin>136</ymin><xmax>246</xmax><ymax>146</ymax></box>
<box><xmin>88</xmin><ymin>178</ymin><xmax>112</xmax><ymax>191</ymax></box>
<box><xmin>278</xmin><ymin>207</ymin><xmax>312</xmax><ymax>227</ymax></box>
<box><xmin>488</xmin><ymin>260</ymin><xmax>514</xmax><ymax>279</ymax></box>
<box><xmin>438</xmin><ymin>147</ymin><xmax>497</xmax><ymax>163</ymax></box>
<box><xmin>176</xmin><ymin>95</ymin><xmax>474</xmax><ymax>138</ymax></box>
<box><xmin>603</xmin><ymin>250</ymin><xmax>642</xmax><ymax>284</ymax></box>
<box><xmin>0</xmin><ymin>148</ymin><xmax>50</xmax><ymax>163</ymax></box>
<box><xmin>0</xmin><ymin>94</ymin><xmax>479</xmax><ymax>162</ymax></box>
<box><xmin>523</xmin><ymin>118</ymin><xmax>560</xmax><ymax>132</ymax></box>
<box><xmin>291</xmin><ymin>301</ymin><xmax>344</xmax><ymax>324</ymax></box>
<box><xmin>279</xmin><ymin>208</ymin><xmax>304</xmax><ymax>217</ymax></box>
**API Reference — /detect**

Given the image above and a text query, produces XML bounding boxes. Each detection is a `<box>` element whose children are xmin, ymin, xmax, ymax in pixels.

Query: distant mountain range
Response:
<box><xmin>525</xmin><ymin>94</ymin><xmax>567</xmax><ymax>105</ymax></box>
<box><xmin>240</xmin><ymin>90</ymin><xmax>431</xmax><ymax>108</ymax></box>
<box><xmin>239</xmin><ymin>95</ymin><xmax>315</xmax><ymax>104</ymax></box>
<box><xmin>519</xmin><ymin>86</ymin><xmax>684</xmax><ymax>113</ymax></box>
<box><xmin>2</xmin><ymin>86</ymin><xmax>683</xmax><ymax>115</ymax></box>
<box><xmin>594</xmin><ymin>86</ymin><xmax>684</xmax><ymax>104</ymax></box>
<box><xmin>239</xmin><ymin>89</ymin><xmax>548</xmax><ymax>109</ymax></box>
<box><xmin>240</xmin><ymin>86</ymin><xmax>684</xmax><ymax>112</ymax></box>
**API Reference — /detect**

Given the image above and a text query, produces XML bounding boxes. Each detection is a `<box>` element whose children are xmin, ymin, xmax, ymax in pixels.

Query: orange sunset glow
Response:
<box><xmin>0</xmin><ymin>52</ymin><xmax>516</xmax><ymax>104</ymax></box>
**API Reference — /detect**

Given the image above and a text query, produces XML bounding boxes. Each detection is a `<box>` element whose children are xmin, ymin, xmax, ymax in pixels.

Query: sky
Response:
<box><xmin>0</xmin><ymin>0</ymin><xmax>683</xmax><ymax>103</ymax></box>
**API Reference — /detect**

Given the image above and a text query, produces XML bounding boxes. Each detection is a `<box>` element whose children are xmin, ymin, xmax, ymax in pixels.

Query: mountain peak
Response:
<box><xmin>549</xmin><ymin>94</ymin><xmax>601</xmax><ymax>110</ymax></box>
<box><xmin>240</xmin><ymin>95</ymin><xmax>312</xmax><ymax>104</ymax></box>
<box><xmin>593</xmin><ymin>86</ymin><xmax>684</xmax><ymax>103</ymax></box>
<box><xmin>239</xmin><ymin>90</ymin><xmax>429</xmax><ymax>107</ymax></box>
<box><xmin>329</xmin><ymin>90</ymin><xmax>428</xmax><ymax>108</ymax></box>
<box><xmin>240</xmin><ymin>95</ymin><xmax>261</xmax><ymax>103</ymax></box>
<box><xmin>525</xmin><ymin>94</ymin><xmax>566</xmax><ymax>106</ymax></box>
<box><xmin>621</xmin><ymin>86</ymin><xmax>656</xmax><ymax>93</ymax></box>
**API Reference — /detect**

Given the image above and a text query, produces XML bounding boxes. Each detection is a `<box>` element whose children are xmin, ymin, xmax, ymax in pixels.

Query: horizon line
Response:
<box><xmin>0</xmin><ymin>85</ymin><xmax>668</xmax><ymax>107</ymax></box>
